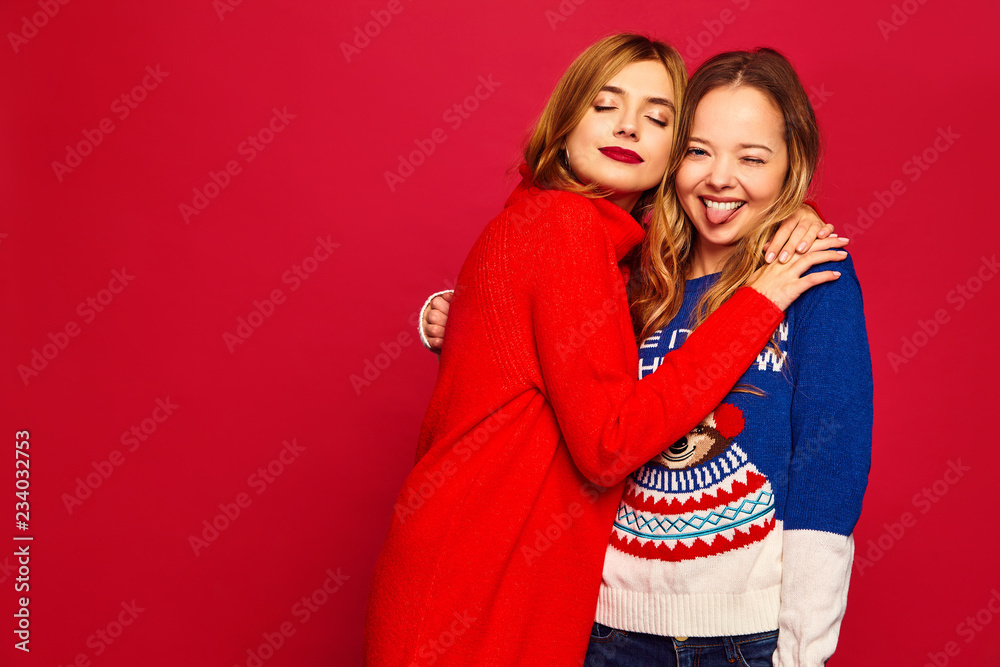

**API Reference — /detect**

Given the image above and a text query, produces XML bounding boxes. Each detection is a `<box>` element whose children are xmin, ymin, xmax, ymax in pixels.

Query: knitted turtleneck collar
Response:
<box><xmin>506</xmin><ymin>164</ymin><xmax>646</xmax><ymax>262</ymax></box>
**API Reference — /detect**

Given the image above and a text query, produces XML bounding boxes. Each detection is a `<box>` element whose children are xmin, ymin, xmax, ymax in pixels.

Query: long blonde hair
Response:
<box><xmin>524</xmin><ymin>33</ymin><xmax>687</xmax><ymax>222</ymax></box>
<box><xmin>633</xmin><ymin>48</ymin><xmax>820</xmax><ymax>341</ymax></box>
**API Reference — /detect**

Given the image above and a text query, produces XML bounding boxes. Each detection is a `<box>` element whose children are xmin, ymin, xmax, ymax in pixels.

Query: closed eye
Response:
<box><xmin>647</xmin><ymin>116</ymin><xmax>668</xmax><ymax>127</ymax></box>
<box><xmin>595</xmin><ymin>105</ymin><xmax>616</xmax><ymax>111</ymax></box>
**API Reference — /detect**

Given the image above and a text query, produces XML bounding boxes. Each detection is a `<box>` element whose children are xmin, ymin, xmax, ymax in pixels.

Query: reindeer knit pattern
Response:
<box><xmin>595</xmin><ymin>258</ymin><xmax>873</xmax><ymax>665</ymax></box>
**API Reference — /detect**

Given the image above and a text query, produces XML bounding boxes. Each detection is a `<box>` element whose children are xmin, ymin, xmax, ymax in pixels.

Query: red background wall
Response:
<box><xmin>2</xmin><ymin>0</ymin><xmax>998</xmax><ymax>665</ymax></box>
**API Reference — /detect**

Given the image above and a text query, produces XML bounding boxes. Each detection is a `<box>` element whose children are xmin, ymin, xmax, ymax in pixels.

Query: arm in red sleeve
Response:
<box><xmin>529</xmin><ymin>199</ymin><xmax>784</xmax><ymax>486</ymax></box>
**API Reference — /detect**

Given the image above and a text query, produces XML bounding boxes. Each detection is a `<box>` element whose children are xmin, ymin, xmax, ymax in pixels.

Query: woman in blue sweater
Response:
<box><xmin>586</xmin><ymin>48</ymin><xmax>872</xmax><ymax>666</ymax></box>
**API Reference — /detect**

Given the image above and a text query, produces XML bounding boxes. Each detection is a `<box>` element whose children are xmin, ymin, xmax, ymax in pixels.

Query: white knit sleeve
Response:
<box><xmin>773</xmin><ymin>530</ymin><xmax>855</xmax><ymax>667</ymax></box>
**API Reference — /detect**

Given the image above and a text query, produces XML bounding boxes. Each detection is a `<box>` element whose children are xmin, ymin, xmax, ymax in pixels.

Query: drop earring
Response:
<box><xmin>563</xmin><ymin>146</ymin><xmax>575</xmax><ymax>177</ymax></box>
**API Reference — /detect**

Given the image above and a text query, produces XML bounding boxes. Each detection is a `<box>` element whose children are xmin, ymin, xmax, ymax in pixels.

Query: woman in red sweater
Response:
<box><xmin>364</xmin><ymin>34</ymin><xmax>847</xmax><ymax>666</ymax></box>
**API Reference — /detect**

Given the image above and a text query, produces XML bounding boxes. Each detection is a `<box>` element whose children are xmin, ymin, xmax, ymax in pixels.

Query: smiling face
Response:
<box><xmin>563</xmin><ymin>59</ymin><xmax>676</xmax><ymax>212</ymax></box>
<box><xmin>675</xmin><ymin>85</ymin><xmax>789</xmax><ymax>273</ymax></box>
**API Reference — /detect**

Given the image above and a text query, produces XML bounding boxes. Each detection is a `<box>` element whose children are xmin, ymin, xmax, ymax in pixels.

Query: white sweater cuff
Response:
<box><xmin>417</xmin><ymin>290</ymin><xmax>453</xmax><ymax>353</ymax></box>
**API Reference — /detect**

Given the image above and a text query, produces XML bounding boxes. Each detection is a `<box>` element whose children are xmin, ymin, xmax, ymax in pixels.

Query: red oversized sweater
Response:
<box><xmin>363</xmin><ymin>174</ymin><xmax>784</xmax><ymax>666</ymax></box>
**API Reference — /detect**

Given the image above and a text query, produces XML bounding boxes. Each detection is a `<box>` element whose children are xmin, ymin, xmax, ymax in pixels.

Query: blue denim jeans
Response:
<box><xmin>584</xmin><ymin>622</ymin><xmax>778</xmax><ymax>667</ymax></box>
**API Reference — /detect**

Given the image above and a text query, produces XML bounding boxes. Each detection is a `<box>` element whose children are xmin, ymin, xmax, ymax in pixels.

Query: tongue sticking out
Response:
<box><xmin>705</xmin><ymin>201</ymin><xmax>742</xmax><ymax>225</ymax></box>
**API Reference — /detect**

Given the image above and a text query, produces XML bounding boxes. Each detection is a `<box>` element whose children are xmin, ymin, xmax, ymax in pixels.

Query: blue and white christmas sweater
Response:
<box><xmin>596</xmin><ymin>256</ymin><xmax>873</xmax><ymax>666</ymax></box>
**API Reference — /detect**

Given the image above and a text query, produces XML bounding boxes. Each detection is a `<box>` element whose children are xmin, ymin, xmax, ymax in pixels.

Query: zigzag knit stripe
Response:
<box><xmin>623</xmin><ymin>469</ymin><xmax>768</xmax><ymax>514</ymax></box>
<box><xmin>610</xmin><ymin>517</ymin><xmax>776</xmax><ymax>561</ymax></box>
<box><xmin>614</xmin><ymin>486</ymin><xmax>774</xmax><ymax>540</ymax></box>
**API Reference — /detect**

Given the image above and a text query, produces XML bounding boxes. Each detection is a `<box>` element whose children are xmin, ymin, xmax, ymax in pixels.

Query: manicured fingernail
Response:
<box><xmin>797</xmin><ymin>242</ymin><xmax>807</xmax><ymax>253</ymax></box>
<box><xmin>838</xmin><ymin>250</ymin><xmax>848</xmax><ymax>255</ymax></box>
<box><xmin>765</xmin><ymin>252</ymin><xmax>776</xmax><ymax>263</ymax></box>
<box><xmin>838</xmin><ymin>237</ymin><xmax>849</xmax><ymax>242</ymax></box>
<box><xmin>779</xmin><ymin>251</ymin><xmax>789</xmax><ymax>262</ymax></box>
<box><xmin>829</xmin><ymin>233</ymin><xmax>838</xmax><ymax>237</ymax></box>
<box><xmin>834</xmin><ymin>271</ymin><xmax>842</xmax><ymax>276</ymax></box>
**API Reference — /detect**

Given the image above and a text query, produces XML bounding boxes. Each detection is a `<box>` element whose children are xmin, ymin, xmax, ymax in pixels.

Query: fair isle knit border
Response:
<box><xmin>616</xmin><ymin>484</ymin><xmax>774</xmax><ymax>541</ymax></box>
<box><xmin>611</xmin><ymin>443</ymin><xmax>776</xmax><ymax>561</ymax></box>
<box><xmin>611</xmin><ymin>516</ymin><xmax>776</xmax><ymax>561</ymax></box>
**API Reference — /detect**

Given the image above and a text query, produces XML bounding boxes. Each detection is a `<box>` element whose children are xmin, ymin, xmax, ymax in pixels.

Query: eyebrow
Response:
<box><xmin>689</xmin><ymin>137</ymin><xmax>774</xmax><ymax>153</ymax></box>
<box><xmin>600</xmin><ymin>85</ymin><xmax>675</xmax><ymax>112</ymax></box>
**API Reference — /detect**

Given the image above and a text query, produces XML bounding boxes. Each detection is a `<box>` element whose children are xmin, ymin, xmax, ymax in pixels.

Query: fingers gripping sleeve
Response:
<box><xmin>418</xmin><ymin>290</ymin><xmax>454</xmax><ymax>353</ymax></box>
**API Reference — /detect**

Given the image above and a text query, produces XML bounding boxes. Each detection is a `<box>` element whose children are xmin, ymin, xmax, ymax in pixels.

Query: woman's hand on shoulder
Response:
<box><xmin>764</xmin><ymin>203</ymin><xmax>837</xmax><ymax>264</ymax></box>
<box><xmin>749</xmin><ymin>236</ymin><xmax>850</xmax><ymax>311</ymax></box>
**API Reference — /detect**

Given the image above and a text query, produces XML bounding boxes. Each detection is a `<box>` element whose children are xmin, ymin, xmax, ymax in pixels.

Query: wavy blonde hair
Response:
<box><xmin>524</xmin><ymin>33</ymin><xmax>687</xmax><ymax>221</ymax></box>
<box><xmin>633</xmin><ymin>48</ymin><xmax>820</xmax><ymax>342</ymax></box>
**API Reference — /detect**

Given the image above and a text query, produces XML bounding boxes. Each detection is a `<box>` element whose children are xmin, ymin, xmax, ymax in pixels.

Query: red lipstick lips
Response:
<box><xmin>599</xmin><ymin>146</ymin><xmax>643</xmax><ymax>164</ymax></box>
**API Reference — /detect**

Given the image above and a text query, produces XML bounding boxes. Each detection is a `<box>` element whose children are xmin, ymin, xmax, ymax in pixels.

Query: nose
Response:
<box><xmin>614</xmin><ymin>107</ymin><xmax>639</xmax><ymax>141</ymax></box>
<box><xmin>668</xmin><ymin>436</ymin><xmax>688</xmax><ymax>454</ymax></box>
<box><xmin>706</xmin><ymin>158</ymin><xmax>735</xmax><ymax>189</ymax></box>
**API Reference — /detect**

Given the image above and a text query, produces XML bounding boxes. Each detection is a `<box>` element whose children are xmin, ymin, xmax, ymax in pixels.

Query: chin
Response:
<box><xmin>693</xmin><ymin>227</ymin><xmax>736</xmax><ymax>250</ymax></box>
<box><xmin>606</xmin><ymin>164</ymin><xmax>659</xmax><ymax>189</ymax></box>
<box><xmin>601</xmin><ymin>174</ymin><xmax>649</xmax><ymax>195</ymax></box>
<box><xmin>706</xmin><ymin>234</ymin><xmax>739</xmax><ymax>250</ymax></box>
